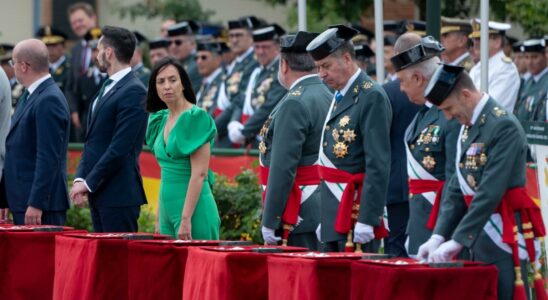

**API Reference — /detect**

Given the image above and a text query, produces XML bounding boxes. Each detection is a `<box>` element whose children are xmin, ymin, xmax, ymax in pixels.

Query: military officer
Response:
<box><xmin>35</xmin><ymin>26</ymin><xmax>72</xmax><ymax>94</ymax></box>
<box><xmin>0</xmin><ymin>44</ymin><xmax>24</xmax><ymax>110</ymax></box>
<box><xmin>390</xmin><ymin>33</ymin><xmax>461</xmax><ymax>256</ymax></box>
<box><xmin>131</xmin><ymin>31</ymin><xmax>151</xmax><ymax>87</ymax></box>
<box><xmin>214</xmin><ymin>16</ymin><xmax>262</xmax><ymax>148</ymax></box>
<box><xmin>418</xmin><ymin>65</ymin><xmax>546</xmax><ymax>300</ymax></box>
<box><xmin>468</xmin><ymin>19</ymin><xmax>520</xmax><ymax>112</ymax></box>
<box><xmin>227</xmin><ymin>24</ymin><xmax>287</xmax><ymax>148</ymax></box>
<box><xmin>440</xmin><ymin>17</ymin><xmax>475</xmax><ymax>72</ymax></box>
<box><xmin>148</xmin><ymin>37</ymin><xmax>170</xmax><ymax>67</ymax></box>
<box><xmin>306</xmin><ymin>25</ymin><xmax>392</xmax><ymax>252</ymax></box>
<box><xmin>259</xmin><ymin>31</ymin><xmax>331</xmax><ymax>250</ymax></box>
<box><xmin>167</xmin><ymin>21</ymin><xmax>202</xmax><ymax>91</ymax></box>
<box><xmin>195</xmin><ymin>41</ymin><xmax>226</xmax><ymax>116</ymax></box>
<box><xmin>514</xmin><ymin>39</ymin><xmax>547</xmax><ymax>122</ymax></box>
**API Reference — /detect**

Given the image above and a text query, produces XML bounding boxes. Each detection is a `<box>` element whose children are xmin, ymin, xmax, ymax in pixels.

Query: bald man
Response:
<box><xmin>0</xmin><ymin>39</ymin><xmax>70</xmax><ymax>225</ymax></box>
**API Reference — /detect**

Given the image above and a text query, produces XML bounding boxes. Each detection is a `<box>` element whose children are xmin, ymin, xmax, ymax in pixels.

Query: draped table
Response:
<box><xmin>53</xmin><ymin>232</ymin><xmax>169</xmax><ymax>300</ymax></box>
<box><xmin>350</xmin><ymin>258</ymin><xmax>498</xmax><ymax>300</ymax></box>
<box><xmin>0</xmin><ymin>225</ymin><xmax>84</xmax><ymax>300</ymax></box>
<box><xmin>182</xmin><ymin>245</ymin><xmax>307</xmax><ymax>300</ymax></box>
<box><xmin>127</xmin><ymin>239</ymin><xmax>220</xmax><ymax>300</ymax></box>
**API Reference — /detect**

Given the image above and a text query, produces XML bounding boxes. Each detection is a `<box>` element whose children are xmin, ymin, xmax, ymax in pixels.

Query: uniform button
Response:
<box><xmin>459</xmin><ymin>163</ymin><xmax>464</xmax><ymax>168</ymax></box>
<box><xmin>410</xmin><ymin>144</ymin><xmax>415</xmax><ymax>150</ymax></box>
<box><xmin>467</xmin><ymin>235</ymin><xmax>474</xmax><ymax>240</ymax></box>
<box><xmin>325</xmin><ymin>125</ymin><xmax>330</xmax><ymax>131</ymax></box>
<box><xmin>425</xmin><ymin>147</ymin><xmax>430</xmax><ymax>151</ymax></box>
<box><xmin>323</xmin><ymin>142</ymin><xmax>327</xmax><ymax>147</ymax></box>
<box><xmin>276</xmin><ymin>216</ymin><xmax>281</xmax><ymax>219</ymax></box>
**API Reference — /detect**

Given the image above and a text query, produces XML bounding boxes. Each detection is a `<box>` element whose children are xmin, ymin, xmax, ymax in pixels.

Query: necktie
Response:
<box><xmin>335</xmin><ymin>91</ymin><xmax>343</xmax><ymax>103</ymax></box>
<box><xmin>93</xmin><ymin>78</ymin><xmax>113</xmax><ymax>112</ymax></box>
<box><xmin>17</xmin><ymin>90</ymin><xmax>29</xmax><ymax>108</ymax></box>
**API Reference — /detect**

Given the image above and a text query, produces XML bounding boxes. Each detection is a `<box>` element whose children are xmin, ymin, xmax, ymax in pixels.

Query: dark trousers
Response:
<box><xmin>89</xmin><ymin>202</ymin><xmax>141</xmax><ymax>232</ymax></box>
<box><xmin>12</xmin><ymin>210</ymin><xmax>66</xmax><ymax>226</ymax></box>
<box><xmin>287</xmin><ymin>232</ymin><xmax>319</xmax><ymax>251</ymax></box>
<box><xmin>385</xmin><ymin>202</ymin><xmax>410</xmax><ymax>257</ymax></box>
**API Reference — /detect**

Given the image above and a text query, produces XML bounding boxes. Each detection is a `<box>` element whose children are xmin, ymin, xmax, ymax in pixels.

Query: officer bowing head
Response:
<box><xmin>306</xmin><ymin>24</ymin><xmax>359</xmax><ymax>91</ymax></box>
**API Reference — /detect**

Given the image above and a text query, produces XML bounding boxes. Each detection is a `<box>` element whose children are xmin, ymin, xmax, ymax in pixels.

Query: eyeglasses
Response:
<box><xmin>8</xmin><ymin>59</ymin><xmax>29</xmax><ymax>68</ymax></box>
<box><xmin>168</xmin><ymin>39</ymin><xmax>185</xmax><ymax>47</ymax></box>
<box><xmin>195</xmin><ymin>55</ymin><xmax>209</xmax><ymax>61</ymax></box>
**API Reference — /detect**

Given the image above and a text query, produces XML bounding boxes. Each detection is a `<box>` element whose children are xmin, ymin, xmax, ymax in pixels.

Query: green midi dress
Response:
<box><xmin>146</xmin><ymin>106</ymin><xmax>220</xmax><ymax>239</ymax></box>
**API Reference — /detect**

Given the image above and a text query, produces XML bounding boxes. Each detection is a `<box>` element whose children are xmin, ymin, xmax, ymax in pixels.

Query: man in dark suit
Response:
<box><xmin>70</xmin><ymin>26</ymin><xmax>148</xmax><ymax>232</ymax></box>
<box><xmin>382</xmin><ymin>79</ymin><xmax>420</xmax><ymax>257</ymax></box>
<box><xmin>0</xmin><ymin>39</ymin><xmax>70</xmax><ymax>225</ymax></box>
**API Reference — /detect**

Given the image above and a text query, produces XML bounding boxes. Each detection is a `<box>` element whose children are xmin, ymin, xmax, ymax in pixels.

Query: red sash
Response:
<box><xmin>318</xmin><ymin>166</ymin><xmax>388</xmax><ymax>239</ymax></box>
<box><xmin>240</xmin><ymin>114</ymin><xmax>250</xmax><ymax>124</ymax></box>
<box><xmin>408</xmin><ymin>179</ymin><xmax>446</xmax><ymax>230</ymax></box>
<box><xmin>214</xmin><ymin>107</ymin><xmax>223</xmax><ymax>118</ymax></box>
<box><xmin>260</xmin><ymin>165</ymin><xmax>320</xmax><ymax>226</ymax></box>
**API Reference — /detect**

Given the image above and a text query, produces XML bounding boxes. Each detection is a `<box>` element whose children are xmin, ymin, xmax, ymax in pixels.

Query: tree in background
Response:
<box><xmin>114</xmin><ymin>0</ymin><xmax>214</xmax><ymax>22</ymax></box>
<box><xmin>506</xmin><ymin>0</ymin><xmax>548</xmax><ymax>37</ymax></box>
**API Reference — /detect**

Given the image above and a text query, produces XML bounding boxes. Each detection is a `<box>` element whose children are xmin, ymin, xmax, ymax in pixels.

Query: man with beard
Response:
<box><xmin>70</xmin><ymin>26</ymin><xmax>148</xmax><ymax>232</ymax></box>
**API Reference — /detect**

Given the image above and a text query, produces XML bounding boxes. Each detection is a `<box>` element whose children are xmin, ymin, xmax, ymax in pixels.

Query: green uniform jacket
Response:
<box><xmin>196</xmin><ymin>68</ymin><xmax>225</xmax><ymax>118</ymax></box>
<box><xmin>434</xmin><ymin>98</ymin><xmax>528</xmax><ymax>248</ymax></box>
<box><xmin>319</xmin><ymin>71</ymin><xmax>392</xmax><ymax>242</ymax></box>
<box><xmin>51</xmin><ymin>56</ymin><xmax>72</xmax><ymax>94</ymax></box>
<box><xmin>260</xmin><ymin>75</ymin><xmax>332</xmax><ymax>233</ymax></box>
<box><xmin>406</xmin><ymin>105</ymin><xmax>460</xmax><ymax>253</ymax></box>
<box><xmin>181</xmin><ymin>53</ymin><xmax>202</xmax><ymax>94</ymax></box>
<box><xmin>133</xmin><ymin>64</ymin><xmax>151</xmax><ymax>87</ymax></box>
<box><xmin>215</xmin><ymin>50</ymin><xmax>259</xmax><ymax>138</ymax></box>
<box><xmin>514</xmin><ymin>69</ymin><xmax>548</xmax><ymax>122</ymax></box>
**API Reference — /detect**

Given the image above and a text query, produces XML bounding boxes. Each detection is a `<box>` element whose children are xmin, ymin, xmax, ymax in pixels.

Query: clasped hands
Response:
<box><xmin>70</xmin><ymin>181</ymin><xmax>89</xmax><ymax>208</ymax></box>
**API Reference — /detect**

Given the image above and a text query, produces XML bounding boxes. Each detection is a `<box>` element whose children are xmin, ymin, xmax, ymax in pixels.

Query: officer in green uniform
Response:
<box><xmin>195</xmin><ymin>41</ymin><xmax>226</xmax><ymax>117</ymax></box>
<box><xmin>35</xmin><ymin>26</ymin><xmax>72</xmax><ymax>94</ymax></box>
<box><xmin>514</xmin><ymin>39</ymin><xmax>547</xmax><ymax>122</ymax></box>
<box><xmin>307</xmin><ymin>25</ymin><xmax>392</xmax><ymax>252</ymax></box>
<box><xmin>166</xmin><ymin>21</ymin><xmax>202</xmax><ymax>91</ymax></box>
<box><xmin>440</xmin><ymin>17</ymin><xmax>475</xmax><ymax>72</ymax></box>
<box><xmin>148</xmin><ymin>37</ymin><xmax>170</xmax><ymax>67</ymax></box>
<box><xmin>260</xmin><ymin>31</ymin><xmax>331</xmax><ymax>250</ymax></box>
<box><xmin>419</xmin><ymin>65</ymin><xmax>546</xmax><ymax>300</ymax></box>
<box><xmin>390</xmin><ymin>33</ymin><xmax>461</xmax><ymax>256</ymax></box>
<box><xmin>227</xmin><ymin>24</ymin><xmax>287</xmax><ymax>148</ymax></box>
<box><xmin>131</xmin><ymin>31</ymin><xmax>151</xmax><ymax>87</ymax></box>
<box><xmin>214</xmin><ymin>16</ymin><xmax>262</xmax><ymax>148</ymax></box>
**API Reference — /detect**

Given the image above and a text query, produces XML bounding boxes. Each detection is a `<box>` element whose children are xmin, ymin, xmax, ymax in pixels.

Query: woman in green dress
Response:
<box><xmin>145</xmin><ymin>57</ymin><xmax>220</xmax><ymax>240</ymax></box>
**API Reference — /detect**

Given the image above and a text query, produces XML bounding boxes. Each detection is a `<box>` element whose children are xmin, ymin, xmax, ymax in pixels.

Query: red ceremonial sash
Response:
<box><xmin>408</xmin><ymin>179</ymin><xmax>446</xmax><ymax>230</ymax></box>
<box><xmin>260</xmin><ymin>165</ymin><xmax>320</xmax><ymax>225</ymax></box>
<box><xmin>318</xmin><ymin>166</ymin><xmax>388</xmax><ymax>239</ymax></box>
<box><xmin>240</xmin><ymin>114</ymin><xmax>250</xmax><ymax>124</ymax></box>
<box><xmin>214</xmin><ymin>107</ymin><xmax>223</xmax><ymax>118</ymax></box>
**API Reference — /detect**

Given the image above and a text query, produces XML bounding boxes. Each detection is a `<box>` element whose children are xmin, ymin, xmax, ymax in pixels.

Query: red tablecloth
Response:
<box><xmin>268</xmin><ymin>252</ymin><xmax>364</xmax><ymax>300</ymax></box>
<box><xmin>53</xmin><ymin>233</ymin><xmax>168</xmax><ymax>300</ymax></box>
<box><xmin>0</xmin><ymin>225</ymin><xmax>84</xmax><ymax>300</ymax></box>
<box><xmin>182</xmin><ymin>246</ymin><xmax>307</xmax><ymax>300</ymax></box>
<box><xmin>350</xmin><ymin>259</ymin><xmax>498</xmax><ymax>300</ymax></box>
<box><xmin>127</xmin><ymin>240</ymin><xmax>220</xmax><ymax>300</ymax></box>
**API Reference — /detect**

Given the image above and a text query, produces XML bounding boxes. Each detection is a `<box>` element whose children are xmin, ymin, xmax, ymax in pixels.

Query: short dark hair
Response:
<box><xmin>332</xmin><ymin>41</ymin><xmax>356</xmax><ymax>60</ymax></box>
<box><xmin>146</xmin><ymin>56</ymin><xmax>196</xmax><ymax>112</ymax></box>
<box><xmin>281</xmin><ymin>52</ymin><xmax>316</xmax><ymax>72</ymax></box>
<box><xmin>67</xmin><ymin>2</ymin><xmax>95</xmax><ymax>17</ymax></box>
<box><xmin>449</xmin><ymin>70</ymin><xmax>477</xmax><ymax>98</ymax></box>
<box><xmin>100</xmin><ymin>26</ymin><xmax>136</xmax><ymax>64</ymax></box>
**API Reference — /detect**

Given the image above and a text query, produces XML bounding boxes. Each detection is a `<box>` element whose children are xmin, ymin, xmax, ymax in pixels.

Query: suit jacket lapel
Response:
<box><xmin>328</xmin><ymin>72</ymin><xmax>365</xmax><ymax>122</ymax></box>
<box><xmin>9</xmin><ymin>78</ymin><xmax>54</xmax><ymax>132</ymax></box>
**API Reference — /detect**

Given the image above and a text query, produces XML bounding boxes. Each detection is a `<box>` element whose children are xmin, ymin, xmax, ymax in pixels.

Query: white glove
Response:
<box><xmin>228</xmin><ymin>121</ymin><xmax>245</xmax><ymax>144</ymax></box>
<box><xmin>261</xmin><ymin>226</ymin><xmax>281</xmax><ymax>245</ymax></box>
<box><xmin>353</xmin><ymin>222</ymin><xmax>375</xmax><ymax>244</ymax></box>
<box><xmin>315</xmin><ymin>224</ymin><xmax>322</xmax><ymax>242</ymax></box>
<box><xmin>429</xmin><ymin>239</ymin><xmax>463</xmax><ymax>263</ymax></box>
<box><xmin>417</xmin><ymin>234</ymin><xmax>445</xmax><ymax>262</ymax></box>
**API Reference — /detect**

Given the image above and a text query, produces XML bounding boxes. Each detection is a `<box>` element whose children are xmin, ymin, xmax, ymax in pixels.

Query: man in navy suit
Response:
<box><xmin>383</xmin><ymin>79</ymin><xmax>420</xmax><ymax>257</ymax></box>
<box><xmin>0</xmin><ymin>39</ymin><xmax>70</xmax><ymax>225</ymax></box>
<box><xmin>70</xmin><ymin>26</ymin><xmax>148</xmax><ymax>232</ymax></box>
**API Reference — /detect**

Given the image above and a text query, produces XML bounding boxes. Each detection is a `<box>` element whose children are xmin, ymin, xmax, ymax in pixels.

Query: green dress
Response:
<box><xmin>146</xmin><ymin>105</ymin><xmax>220</xmax><ymax>239</ymax></box>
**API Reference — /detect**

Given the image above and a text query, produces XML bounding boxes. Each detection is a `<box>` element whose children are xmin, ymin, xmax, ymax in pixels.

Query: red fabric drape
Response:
<box><xmin>408</xmin><ymin>179</ymin><xmax>445</xmax><ymax>230</ymax></box>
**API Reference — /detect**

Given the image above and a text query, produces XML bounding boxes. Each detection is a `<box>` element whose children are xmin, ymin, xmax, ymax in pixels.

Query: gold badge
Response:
<box><xmin>339</xmin><ymin>115</ymin><xmax>350</xmax><ymax>128</ymax></box>
<box><xmin>480</xmin><ymin>153</ymin><xmax>487</xmax><ymax>165</ymax></box>
<box><xmin>343</xmin><ymin>129</ymin><xmax>356</xmax><ymax>142</ymax></box>
<box><xmin>422</xmin><ymin>155</ymin><xmax>436</xmax><ymax>170</ymax></box>
<box><xmin>461</xmin><ymin>126</ymin><xmax>469</xmax><ymax>143</ymax></box>
<box><xmin>353</xmin><ymin>85</ymin><xmax>359</xmax><ymax>94</ymax></box>
<box><xmin>423</xmin><ymin>133</ymin><xmax>432</xmax><ymax>145</ymax></box>
<box><xmin>467</xmin><ymin>174</ymin><xmax>476</xmax><ymax>188</ymax></box>
<box><xmin>290</xmin><ymin>89</ymin><xmax>301</xmax><ymax>96</ymax></box>
<box><xmin>259</xmin><ymin>141</ymin><xmax>267</xmax><ymax>154</ymax></box>
<box><xmin>333</xmin><ymin>142</ymin><xmax>348</xmax><ymax>158</ymax></box>
<box><xmin>494</xmin><ymin>107</ymin><xmax>507</xmax><ymax>117</ymax></box>
<box><xmin>362</xmin><ymin>81</ymin><xmax>373</xmax><ymax>89</ymax></box>
<box><xmin>332</xmin><ymin>128</ymin><xmax>340</xmax><ymax>140</ymax></box>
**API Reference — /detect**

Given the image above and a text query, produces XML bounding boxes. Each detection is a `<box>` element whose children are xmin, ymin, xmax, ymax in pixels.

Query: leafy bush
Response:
<box><xmin>213</xmin><ymin>169</ymin><xmax>263</xmax><ymax>244</ymax></box>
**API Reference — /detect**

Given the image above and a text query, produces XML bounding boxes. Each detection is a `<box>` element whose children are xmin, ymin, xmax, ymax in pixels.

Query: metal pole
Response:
<box><xmin>298</xmin><ymin>0</ymin><xmax>307</xmax><ymax>31</ymax></box>
<box><xmin>374</xmin><ymin>0</ymin><xmax>384</xmax><ymax>84</ymax></box>
<box><xmin>480</xmin><ymin>0</ymin><xmax>489</xmax><ymax>93</ymax></box>
<box><xmin>425</xmin><ymin>0</ymin><xmax>440</xmax><ymax>40</ymax></box>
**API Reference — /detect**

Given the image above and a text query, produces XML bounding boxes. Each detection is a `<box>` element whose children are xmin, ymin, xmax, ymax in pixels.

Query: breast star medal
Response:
<box><xmin>467</xmin><ymin>174</ymin><xmax>476</xmax><ymax>188</ymax></box>
<box><xmin>342</xmin><ymin>129</ymin><xmax>356</xmax><ymax>142</ymax></box>
<box><xmin>333</xmin><ymin>142</ymin><xmax>348</xmax><ymax>158</ymax></box>
<box><xmin>422</xmin><ymin>155</ymin><xmax>436</xmax><ymax>170</ymax></box>
<box><xmin>339</xmin><ymin>115</ymin><xmax>350</xmax><ymax>128</ymax></box>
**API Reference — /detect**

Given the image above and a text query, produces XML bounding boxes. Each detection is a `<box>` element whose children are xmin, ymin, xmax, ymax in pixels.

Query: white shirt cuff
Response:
<box><xmin>74</xmin><ymin>178</ymin><xmax>92</xmax><ymax>193</ymax></box>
